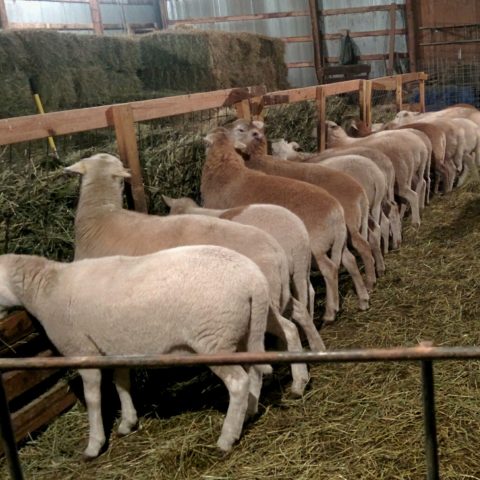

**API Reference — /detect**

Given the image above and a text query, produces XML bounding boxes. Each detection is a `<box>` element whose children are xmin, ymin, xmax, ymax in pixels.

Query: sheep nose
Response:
<box><xmin>253</xmin><ymin>131</ymin><xmax>264</xmax><ymax>140</ymax></box>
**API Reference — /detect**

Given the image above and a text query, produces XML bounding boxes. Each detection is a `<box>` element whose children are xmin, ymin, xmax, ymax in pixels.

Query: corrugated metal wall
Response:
<box><xmin>3</xmin><ymin>0</ymin><xmax>159</xmax><ymax>35</ymax></box>
<box><xmin>166</xmin><ymin>0</ymin><xmax>409</xmax><ymax>87</ymax></box>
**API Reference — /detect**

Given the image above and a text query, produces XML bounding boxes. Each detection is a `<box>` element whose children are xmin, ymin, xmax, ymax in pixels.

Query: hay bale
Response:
<box><xmin>138</xmin><ymin>30</ymin><xmax>289</xmax><ymax>93</ymax></box>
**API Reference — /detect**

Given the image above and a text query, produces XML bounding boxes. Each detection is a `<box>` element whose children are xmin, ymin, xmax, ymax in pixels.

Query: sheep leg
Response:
<box><xmin>210</xmin><ymin>365</ymin><xmax>249</xmax><ymax>452</ymax></box>
<box><xmin>458</xmin><ymin>154</ymin><xmax>479</xmax><ymax>186</ymax></box>
<box><xmin>341</xmin><ymin>247</ymin><xmax>370</xmax><ymax>311</ymax></box>
<box><xmin>113</xmin><ymin>368</ymin><xmax>138</xmax><ymax>436</ymax></box>
<box><xmin>387</xmin><ymin>202</ymin><xmax>402</xmax><ymax>249</ymax></box>
<box><xmin>350</xmin><ymin>230</ymin><xmax>377</xmax><ymax>290</ymax></box>
<box><xmin>309</xmin><ymin>282</ymin><xmax>315</xmax><ymax>321</ymax></box>
<box><xmin>80</xmin><ymin>368</ymin><xmax>106</xmax><ymax>459</ymax></box>
<box><xmin>366</xmin><ymin>220</ymin><xmax>385</xmax><ymax>278</ymax></box>
<box><xmin>314</xmin><ymin>254</ymin><xmax>339</xmax><ymax>323</ymax></box>
<box><xmin>245</xmin><ymin>366</ymin><xmax>264</xmax><ymax>419</ymax></box>
<box><xmin>268</xmin><ymin>309</ymin><xmax>309</xmax><ymax>397</ymax></box>
<box><xmin>398</xmin><ymin>187</ymin><xmax>420</xmax><ymax>227</ymax></box>
<box><xmin>379</xmin><ymin>211</ymin><xmax>390</xmax><ymax>254</ymax></box>
<box><xmin>291</xmin><ymin>267</ymin><xmax>312</xmax><ymax>324</ymax></box>
<box><xmin>291</xmin><ymin>297</ymin><xmax>326</xmax><ymax>351</ymax></box>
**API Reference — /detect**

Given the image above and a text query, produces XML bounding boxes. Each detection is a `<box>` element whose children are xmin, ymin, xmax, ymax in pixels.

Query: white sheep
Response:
<box><xmin>66</xmin><ymin>154</ymin><xmax>311</xmax><ymax>396</ymax></box>
<box><xmin>161</xmin><ymin>196</ymin><xmax>321</xmax><ymax>345</ymax></box>
<box><xmin>201</xmin><ymin>127</ymin><xmax>370</xmax><ymax>324</ymax></box>
<box><xmin>0</xmin><ymin>246</ymin><xmax>272</xmax><ymax>457</ymax></box>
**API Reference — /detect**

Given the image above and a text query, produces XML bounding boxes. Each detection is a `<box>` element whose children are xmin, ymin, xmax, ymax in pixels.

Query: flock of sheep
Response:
<box><xmin>0</xmin><ymin>102</ymin><xmax>479</xmax><ymax>460</ymax></box>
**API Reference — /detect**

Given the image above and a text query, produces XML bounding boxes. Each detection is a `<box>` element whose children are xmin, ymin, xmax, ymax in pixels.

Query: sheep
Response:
<box><xmin>0</xmin><ymin>246</ymin><xmax>272</xmax><ymax>457</ymax></box>
<box><xmin>273</xmin><ymin>139</ymin><xmax>391</xmax><ymax>256</ymax></box>
<box><xmin>325</xmin><ymin>121</ymin><xmax>426</xmax><ymax>227</ymax></box>
<box><xmin>290</xmin><ymin>143</ymin><xmax>402</xmax><ymax>251</ymax></box>
<box><xmin>66</xmin><ymin>153</ymin><xmax>312</xmax><ymax>397</ymax></box>
<box><xmin>231</xmin><ymin>120</ymin><xmax>383</xmax><ymax>286</ymax></box>
<box><xmin>201</xmin><ymin>127</ymin><xmax>370</xmax><ymax>324</ymax></box>
<box><xmin>394</xmin><ymin>111</ymin><xmax>469</xmax><ymax>189</ymax></box>
<box><xmin>162</xmin><ymin>196</ymin><xmax>320</xmax><ymax>346</ymax></box>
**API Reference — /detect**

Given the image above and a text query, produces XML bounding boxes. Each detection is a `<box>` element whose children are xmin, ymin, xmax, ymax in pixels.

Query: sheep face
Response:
<box><xmin>271</xmin><ymin>139</ymin><xmax>300</xmax><ymax>160</ymax></box>
<box><xmin>230</xmin><ymin>119</ymin><xmax>265</xmax><ymax>151</ymax></box>
<box><xmin>65</xmin><ymin>154</ymin><xmax>131</xmax><ymax>180</ymax></box>
<box><xmin>394</xmin><ymin>110</ymin><xmax>417</xmax><ymax>125</ymax></box>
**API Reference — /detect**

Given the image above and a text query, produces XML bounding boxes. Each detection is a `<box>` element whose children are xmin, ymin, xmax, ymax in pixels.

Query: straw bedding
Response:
<box><xmin>1</xmin><ymin>167</ymin><xmax>479</xmax><ymax>479</ymax></box>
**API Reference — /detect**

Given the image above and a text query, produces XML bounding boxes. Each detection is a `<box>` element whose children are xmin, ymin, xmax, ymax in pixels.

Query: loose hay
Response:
<box><xmin>1</xmin><ymin>179</ymin><xmax>480</xmax><ymax>478</ymax></box>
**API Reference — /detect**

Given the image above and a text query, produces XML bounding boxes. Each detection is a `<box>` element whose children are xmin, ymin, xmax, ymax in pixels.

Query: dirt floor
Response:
<box><xmin>1</xmin><ymin>181</ymin><xmax>480</xmax><ymax>480</ymax></box>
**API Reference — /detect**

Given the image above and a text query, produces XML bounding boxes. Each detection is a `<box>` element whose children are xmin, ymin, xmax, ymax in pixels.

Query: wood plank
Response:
<box><xmin>158</xmin><ymin>0</ymin><xmax>169</xmax><ymax>29</ymax></box>
<box><xmin>308</xmin><ymin>0</ymin><xmax>323</xmax><ymax>83</ymax></box>
<box><xmin>387</xmin><ymin>3</ymin><xmax>397</xmax><ymax>75</ymax></box>
<box><xmin>263</xmin><ymin>86</ymin><xmax>317</xmax><ymax>105</ymax></box>
<box><xmin>316</xmin><ymin>87</ymin><xmax>327</xmax><ymax>152</ymax></box>
<box><xmin>3</xmin><ymin>351</ymin><xmax>56</xmax><ymax>401</ymax></box>
<box><xmin>0</xmin><ymin>86</ymin><xmax>266</xmax><ymax>146</ymax></box>
<box><xmin>321</xmin><ymin>4</ymin><xmax>404</xmax><ymax>16</ymax></box>
<box><xmin>234</xmin><ymin>100</ymin><xmax>251</xmax><ymax>121</ymax></box>
<box><xmin>287</xmin><ymin>61</ymin><xmax>314</xmax><ymax>68</ymax></box>
<box><xmin>281</xmin><ymin>36</ymin><xmax>313</xmax><ymax>43</ymax></box>
<box><xmin>89</xmin><ymin>0</ymin><xmax>104</xmax><ymax>35</ymax></box>
<box><xmin>419</xmin><ymin>79</ymin><xmax>426</xmax><ymax>113</ymax></box>
<box><xmin>11</xmin><ymin>381</ymin><xmax>77</xmax><ymax>443</ymax></box>
<box><xmin>326</xmin><ymin>52</ymin><xmax>409</xmax><ymax>63</ymax></box>
<box><xmin>0</xmin><ymin>311</ymin><xmax>34</xmax><ymax>347</ymax></box>
<box><xmin>395</xmin><ymin>76</ymin><xmax>403</xmax><ymax>112</ymax></box>
<box><xmin>109</xmin><ymin>105</ymin><xmax>148</xmax><ymax>213</ymax></box>
<box><xmin>323</xmin><ymin>28</ymin><xmax>406</xmax><ymax>40</ymax></box>
<box><xmin>0</xmin><ymin>0</ymin><xmax>9</xmax><ymax>29</ymax></box>
<box><xmin>167</xmin><ymin>11</ymin><xmax>309</xmax><ymax>25</ymax></box>
<box><xmin>322</xmin><ymin>79</ymin><xmax>362</xmax><ymax>96</ymax></box>
<box><xmin>405</xmin><ymin>0</ymin><xmax>417</xmax><ymax>72</ymax></box>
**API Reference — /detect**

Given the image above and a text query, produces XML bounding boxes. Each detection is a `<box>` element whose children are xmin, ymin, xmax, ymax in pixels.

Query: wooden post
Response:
<box><xmin>0</xmin><ymin>0</ymin><xmax>9</xmax><ymax>30</ymax></box>
<box><xmin>405</xmin><ymin>0</ymin><xmax>417</xmax><ymax>72</ymax></box>
<box><xmin>419</xmin><ymin>78</ymin><xmax>426</xmax><ymax>113</ymax></box>
<box><xmin>109</xmin><ymin>104</ymin><xmax>148</xmax><ymax>213</ymax></box>
<box><xmin>158</xmin><ymin>0</ymin><xmax>169</xmax><ymax>29</ymax></box>
<box><xmin>308</xmin><ymin>0</ymin><xmax>323</xmax><ymax>84</ymax></box>
<box><xmin>395</xmin><ymin>76</ymin><xmax>403</xmax><ymax>112</ymax></box>
<box><xmin>316</xmin><ymin>86</ymin><xmax>327</xmax><ymax>151</ymax></box>
<box><xmin>89</xmin><ymin>0</ymin><xmax>104</xmax><ymax>35</ymax></box>
<box><xmin>249</xmin><ymin>96</ymin><xmax>265</xmax><ymax>120</ymax></box>
<box><xmin>359</xmin><ymin>80</ymin><xmax>372</xmax><ymax>127</ymax></box>
<box><xmin>234</xmin><ymin>99</ymin><xmax>252</xmax><ymax>120</ymax></box>
<box><xmin>387</xmin><ymin>2</ymin><xmax>396</xmax><ymax>75</ymax></box>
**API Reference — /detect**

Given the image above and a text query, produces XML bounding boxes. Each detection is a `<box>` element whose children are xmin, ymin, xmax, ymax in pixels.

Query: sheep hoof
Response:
<box><xmin>83</xmin><ymin>447</ymin><xmax>101</xmax><ymax>461</ymax></box>
<box><xmin>358</xmin><ymin>299</ymin><xmax>370</xmax><ymax>311</ymax></box>
<box><xmin>117</xmin><ymin>420</ymin><xmax>139</xmax><ymax>437</ymax></box>
<box><xmin>217</xmin><ymin>436</ymin><xmax>235</xmax><ymax>452</ymax></box>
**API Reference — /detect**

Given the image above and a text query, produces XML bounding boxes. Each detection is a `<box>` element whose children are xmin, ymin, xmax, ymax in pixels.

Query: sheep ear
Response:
<box><xmin>291</xmin><ymin>142</ymin><xmax>300</xmax><ymax>150</ymax></box>
<box><xmin>234</xmin><ymin>140</ymin><xmax>247</xmax><ymax>151</ymax></box>
<box><xmin>113</xmin><ymin>169</ymin><xmax>131</xmax><ymax>179</ymax></box>
<box><xmin>204</xmin><ymin>133</ymin><xmax>214</xmax><ymax>145</ymax></box>
<box><xmin>64</xmin><ymin>160</ymin><xmax>87</xmax><ymax>175</ymax></box>
<box><xmin>161</xmin><ymin>194</ymin><xmax>174</xmax><ymax>207</ymax></box>
<box><xmin>252</xmin><ymin>120</ymin><xmax>264</xmax><ymax>130</ymax></box>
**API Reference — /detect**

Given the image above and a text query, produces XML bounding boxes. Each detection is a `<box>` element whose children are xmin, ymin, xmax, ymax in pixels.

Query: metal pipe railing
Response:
<box><xmin>4</xmin><ymin>343</ymin><xmax>478</xmax><ymax>479</ymax></box>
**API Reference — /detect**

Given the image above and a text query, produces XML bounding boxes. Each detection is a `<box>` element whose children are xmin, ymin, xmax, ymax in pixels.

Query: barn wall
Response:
<box><xmin>2</xmin><ymin>0</ymin><xmax>160</xmax><ymax>34</ymax></box>
<box><xmin>165</xmin><ymin>0</ymin><xmax>410</xmax><ymax>87</ymax></box>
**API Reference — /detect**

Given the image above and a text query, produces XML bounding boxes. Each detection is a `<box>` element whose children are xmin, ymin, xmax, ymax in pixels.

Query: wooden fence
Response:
<box><xmin>0</xmin><ymin>71</ymin><xmax>427</xmax><ymax>445</ymax></box>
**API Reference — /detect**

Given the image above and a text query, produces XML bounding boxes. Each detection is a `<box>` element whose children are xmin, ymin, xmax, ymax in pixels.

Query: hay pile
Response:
<box><xmin>139</xmin><ymin>30</ymin><xmax>289</xmax><ymax>94</ymax></box>
<box><xmin>1</xmin><ymin>163</ymin><xmax>480</xmax><ymax>478</ymax></box>
<box><xmin>0</xmin><ymin>29</ymin><xmax>289</xmax><ymax>119</ymax></box>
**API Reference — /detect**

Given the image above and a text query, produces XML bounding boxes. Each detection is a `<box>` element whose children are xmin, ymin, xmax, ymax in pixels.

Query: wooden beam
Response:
<box><xmin>395</xmin><ymin>76</ymin><xmax>403</xmax><ymax>112</ymax></box>
<box><xmin>287</xmin><ymin>61</ymin><xmax>314</xmax><ymax>68</ymax></box>
<box><xmin>0</xmin><ymin>0</ymin><xmax>9</xmax><ymax>29</ymax></box>
<box><xmin>0</xmin><ymin>86</ymin><xmax>266</xmax><ymax>146</ymax></box>
<box><xmin>234</xmin><ymin>100</ymin><xmax>252</xmax><ymax>121</ymax></box>
<box><xmin>405</xmin><ymin>0</ymin><xmax>417</xmax><ymax>72</ymax></box>
<box><xmin>11</xmin><ymin>381</ymin><xmax>76</xmax><ymax>443</ymax></box>
<box><xmin>158</xmin><ymin>0</ymin><xmax>169</xmax><ymax>29</ymax></box>
<box><xmin>320</xmin><ymin>4</ymin><xmax>404</xmax><ymax>16</ymax></box>
<box><xmin>316</xmin><ymin>86</ymin><xmax>327</xmax><ymax>152</ymax></box>
<box><xmin>167</xmin><ymin>10</ymin><xmax>309</xmax><ymax>26</ymax></box>
<box><xmin>0</xmin><ymin>311</ymin><xmax>34</xmax><ymax>347</ymax></box>
<box><xmin>326</xmin><ymin>52</ymin><xmax>409</xmax><ymax>63</ymax></box>
<box><xmin>323</xmin><ymin>28</ymin><xmax>406</xmax><ymax>40</ymax></box>
<box><xmin>419</xmin><ymin>79</ymin><xmax>426</xmax><ymax>113</ymax></box>
<box><xmin>281</xmin><ymin>35</ymin><xmax>313</xmax><ymax>43</ymax></box>
<box><xmin>89</xmin><ymin>0</ymin><xmax>104</xmax><ymax>35</ymax></box>
<box><xmin>387</xmin><ymin>3</ymin><xmax>396</xmax><ymax>75</ymax></box>
<box><xmin>308</xmin><ymin>0</ymin><xmax>323</xmax><ymax>83</ymax></box>
<box><xmin>109</xmin><ymin>104</ymin><xmax>148</xmax><ymax>213</ymax></box>
<box><xmin>359</xmin><ymin>80</ymin><xmax>372</xmax><ymax>127</ymax></box>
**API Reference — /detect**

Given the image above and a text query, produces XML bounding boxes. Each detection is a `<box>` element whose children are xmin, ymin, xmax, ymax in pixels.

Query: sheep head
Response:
<box><xmin>325</xmin><ymin>120</ymin><xmax>347</xmax><ymax>147</ymax></box>
<box><xmin>162</xmin><ymin>195</ymin><xmax>198</xmax><ymax>215</ymax></box>
<box><xmin>204</xmin><ymin>127</ymin><xmax>246</xmax><ymax>151</ymax></box>
<box><xmin>65</xmin><ymin>153</ymin><xmax>131</xmax><ymax>179</ymax></box>
<box><xmin>229</xmin><ymin>119</ymin><xmax>267</xmax><ymax>155</ymax></box>
<box><xmin>271</xmin><ymin>139</ymin><xmax>300</xmax><ymax>160</ymax></box>
<box><xmin>394</xmin><ymin>110</ymin><xmax>418</xmax><ymax>125</ymax></box>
